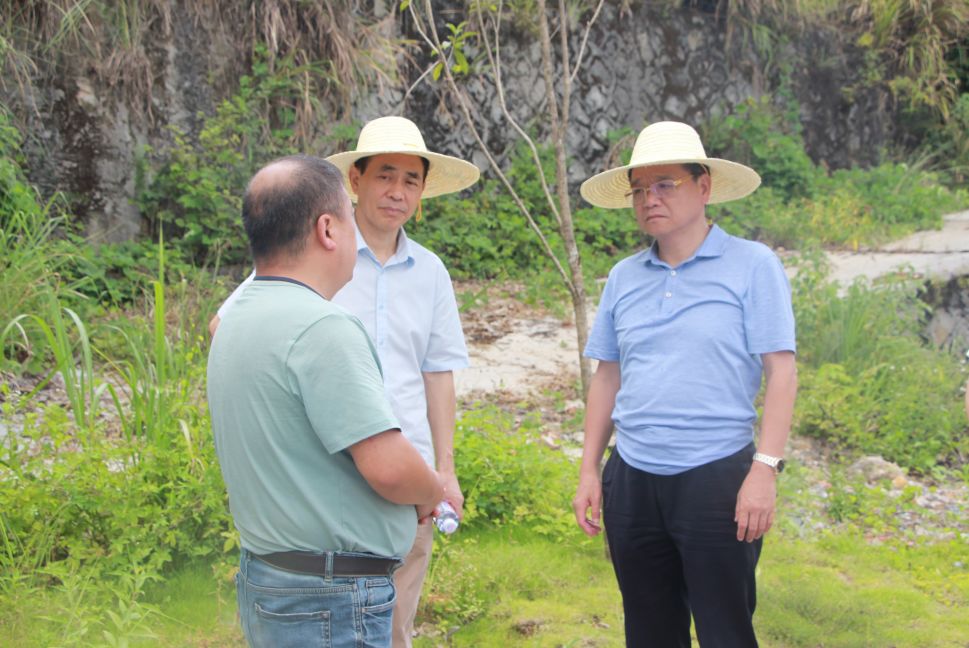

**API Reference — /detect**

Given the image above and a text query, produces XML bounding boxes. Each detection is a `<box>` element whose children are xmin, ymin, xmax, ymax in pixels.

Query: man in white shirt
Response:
<box><xmin>211</xmin><ymin>116</ymin><xmax>479</xmax><ymax>647</ymax></box>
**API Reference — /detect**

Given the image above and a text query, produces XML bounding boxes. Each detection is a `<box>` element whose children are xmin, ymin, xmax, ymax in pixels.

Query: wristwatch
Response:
<box><xmin>752</xmin><ymin>452</ymin><xmax>786</xmax><ymax>474</ymax></box>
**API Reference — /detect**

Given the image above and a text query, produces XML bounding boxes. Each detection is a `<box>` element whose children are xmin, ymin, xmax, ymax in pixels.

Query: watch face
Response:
<box><xmin>776</xmin><ymin>458</ymin><xmax>786</xmax><ymax>473</ymax></box>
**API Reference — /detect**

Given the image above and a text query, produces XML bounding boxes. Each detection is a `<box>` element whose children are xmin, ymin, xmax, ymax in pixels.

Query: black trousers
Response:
<box><xmin>602</xmin><ymin>445</ymin><xmax>761</xmax><ymax>648</ymax></box>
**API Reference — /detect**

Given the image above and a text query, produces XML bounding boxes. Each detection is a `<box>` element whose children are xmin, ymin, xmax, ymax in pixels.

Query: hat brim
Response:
<box><xmin>580</xmin><ymin>158</ymin><xmax>761</xmax><ymax>209</ymax></box>
<box><xmin>327</xmin><ymin>149</ymin><xmax>480</xmax><ymax>201</ymax></box>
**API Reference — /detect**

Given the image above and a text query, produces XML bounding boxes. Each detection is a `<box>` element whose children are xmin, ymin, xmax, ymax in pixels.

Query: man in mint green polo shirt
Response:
<box><xmin>208</xmin><ymin>155</ymin><xmax>444</xmax><ymax>648</ymax></box>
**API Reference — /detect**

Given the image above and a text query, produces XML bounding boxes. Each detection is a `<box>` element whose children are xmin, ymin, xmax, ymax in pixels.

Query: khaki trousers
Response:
<box><xmin>392</xmin><ymin>521</ymin><xmax>434</xmax><ymax>648</ymax></box>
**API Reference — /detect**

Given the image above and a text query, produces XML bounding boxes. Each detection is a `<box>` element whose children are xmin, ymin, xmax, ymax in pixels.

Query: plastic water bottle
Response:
<box><xmin>434</xmin><ymin>501</ymin><xmax>460</xmax><ymax>534</ymax></box>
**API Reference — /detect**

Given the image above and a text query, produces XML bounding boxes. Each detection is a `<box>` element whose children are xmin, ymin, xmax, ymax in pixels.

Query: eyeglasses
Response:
<box><xmin>624</xmin><ymin>178</ymin><xmax>686</xmax><ymax>203</ymax></box>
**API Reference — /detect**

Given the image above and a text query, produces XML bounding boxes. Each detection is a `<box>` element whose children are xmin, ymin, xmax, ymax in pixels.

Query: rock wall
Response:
<box><xmin>3</xmin><ymin>1</ymin><xmax>894</xmax><ymax>242</ymax></box>
<box><xmin>921</xmin><ymin>276</ymin><xmax>969</xmax><ymax>356</ymax></box>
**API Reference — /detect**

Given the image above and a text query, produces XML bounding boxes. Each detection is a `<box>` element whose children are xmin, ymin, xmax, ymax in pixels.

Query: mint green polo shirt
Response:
<box><xmin>207</xmin><ymin>278</ymin><xmax>415</xmax><ymax>558</ymax></box>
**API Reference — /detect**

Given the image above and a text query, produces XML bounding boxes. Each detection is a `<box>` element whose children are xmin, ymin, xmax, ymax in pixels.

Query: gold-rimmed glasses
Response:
<box><xmin>624</xmin><ymin>177</ymin><xmax>686</xmax><ymax>204</ymax></box>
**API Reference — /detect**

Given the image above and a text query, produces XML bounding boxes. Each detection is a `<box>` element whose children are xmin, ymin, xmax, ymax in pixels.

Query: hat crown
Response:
<box><xmin>355</xmin><ymin>116</ymin><xmax>428</xmax><ymax>155</ymax></box>
<box><xmin>628</xmin><ymin>121</ymin><xmax>708</xmax><ymax>168</ymax></box>
<box><xmin>579</xmin><ymin>120</ymin><xmax>760</xmax><ymax>208</ymax></box>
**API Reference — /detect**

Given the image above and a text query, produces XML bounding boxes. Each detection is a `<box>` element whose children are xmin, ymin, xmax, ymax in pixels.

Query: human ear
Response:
<box><xmin>699</xmin><ymin>174</ymin><xmax>712</xmax><ymax>204</ymax></box>
<box><xmin>348</xmin><ymin>166</ymin><xmax>361</xmax><ymax>194</ymax></box>
<box><xmin>317</xmin><ymin>214</ymin><xmax>337</xmax><ymax>251</ymax></box>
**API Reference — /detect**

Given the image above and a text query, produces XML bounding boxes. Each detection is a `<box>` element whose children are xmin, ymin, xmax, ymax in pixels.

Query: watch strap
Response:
<box><xmin>752</xmin><ymin>452</ymin><xmax>784</xmax><ymax>472</ymax></box>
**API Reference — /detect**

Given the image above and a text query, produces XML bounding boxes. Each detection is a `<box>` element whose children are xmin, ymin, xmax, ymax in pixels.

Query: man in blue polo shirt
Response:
<box><xmin>572</xmin><ymin>122</ymin><xmax>797</xmax><ymax>647</ymax></box>
<box><xmin>211</xmin><ymin>117</ymin><xmax>479</xmax><ymax>647</ymax></box>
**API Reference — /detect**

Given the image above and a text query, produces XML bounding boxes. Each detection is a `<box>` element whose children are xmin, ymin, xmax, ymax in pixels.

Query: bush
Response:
<box><xmin>821</xmin><ymin>163</ymin><xmax>965</xmax><ymax>235</ymax></box>
<box><xmin>0</xmin><ymin>108</ymin><xmax>44</xmax><ymax>226</ymax></box>
<box><xmin>706</xmin><ymin>98</ymin><xmax>969</xmax><ymax>250</ymax></box>
<box><xmin>703</xmin><ymin>96</ymin><xmax>822</xmax><ymax>200</ymax></box>
<box><xmin>454</xmin><ymin>404</ymin><xmax>577</xmax><ymax>539</ymax></box>
<box><xmin>137</xmin><ymin>46</ymin><xmax>332</xmax><ymax>267</ymax></box>
<box><xmin>47</xmin><ymin>237</ymin><xmax>198</xmax><ymax>308</ymax></box>
<box><xmin>411</xmin><ymin>142</ymin><xmax>643</xmax><ymax>286</ymax></box>
<box><xmin>0</xmin><ymin>400</ymin><xmax>230</xmax><ymax>580</ymax></box>
<box><xmin>790</xmin><ymin>252</ymin><xmax>968</xmax><ymax>473</ymax></box>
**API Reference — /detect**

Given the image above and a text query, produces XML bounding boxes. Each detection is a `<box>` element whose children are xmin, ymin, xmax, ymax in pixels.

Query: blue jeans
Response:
<box><xmin>236</xmin><ymin>548</ymin><xmax>398</xmax><ymax>648</ymax></box>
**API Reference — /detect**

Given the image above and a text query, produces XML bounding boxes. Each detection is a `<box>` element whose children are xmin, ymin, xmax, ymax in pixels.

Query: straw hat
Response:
<box><xmin>580</xmin><ymin>121</ymin><xmax>761</xmax><ymax>209</ymax></box>
<box><xmin>326</xmin><ymin>116</ymin><xmax>480</xmax><ymax>200</ymax></box>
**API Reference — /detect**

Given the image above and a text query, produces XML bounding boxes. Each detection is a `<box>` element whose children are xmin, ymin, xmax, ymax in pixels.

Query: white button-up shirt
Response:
<box><xmin>218</xmin><ymin>225</ymin><xmax>468</xmax><ymax>465</ymax></box>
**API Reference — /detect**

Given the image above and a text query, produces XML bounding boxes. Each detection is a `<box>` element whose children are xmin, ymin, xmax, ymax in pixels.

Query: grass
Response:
<box><xmin>136</xmin><ymin>564</ymin><xmax>242</xmax><ymax>647</ymax></box>
<box><xmin>759</xmin><ymin>535</ymin><xmax>969</xmax><ymax>647</ymax></box>
<box><xmin>39</xmin><ymin>515</ymin><xmax>958</xmax><ymax>648</ymax></box>
<box><xmin>415</xmin><ymin>529</ymin><xmax>623</xmax><ymax>646</ymax></box>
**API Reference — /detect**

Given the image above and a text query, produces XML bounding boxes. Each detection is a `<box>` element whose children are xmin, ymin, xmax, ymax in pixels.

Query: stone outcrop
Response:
<box><xmin>3</xmin><ymin>1</ymin><xmax>894</xmax><ymax>242</ymax></box>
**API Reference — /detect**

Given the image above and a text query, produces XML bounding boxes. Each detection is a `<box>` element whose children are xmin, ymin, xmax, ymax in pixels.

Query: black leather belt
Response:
<box><xmin>255</xmin><ymin>551</ymin><xmax>399</xmax><ymax>577</ymax></box>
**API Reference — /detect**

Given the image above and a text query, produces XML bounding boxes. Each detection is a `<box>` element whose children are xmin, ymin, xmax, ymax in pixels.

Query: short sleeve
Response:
<box><xmin>218</xmin><ymin>271</ymin><xmax>256</xmax><ymax>319</ymax></box>
<box><xmin>743</xmin><ymin>253</ymin><xmax>796</xmax><ymax>355</ymax></box>
<box><xmin>420</xmin><ymin>263</ymin><xmax>469</xmax><ymax>372</ymax></box>
<box><xmin>289</xmin><ymin>314</ymin><xmax>399</xmax><ymax>453</ymax></box>
<box><xmin>584</xmin><ymin>273</ymin><xmax>620</xmax><ymax>361</ymax></box>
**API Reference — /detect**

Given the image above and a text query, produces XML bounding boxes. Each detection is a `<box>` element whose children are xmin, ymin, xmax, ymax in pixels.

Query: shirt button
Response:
<box><xmin>671</xmin><ymin>270</ymin><xmax>677</xmax><ymax>276</ymax></box>
<box><xmin>665</xmin><ymin>292</ymin><xmax>672</xmax><ymax>298</ymax></box>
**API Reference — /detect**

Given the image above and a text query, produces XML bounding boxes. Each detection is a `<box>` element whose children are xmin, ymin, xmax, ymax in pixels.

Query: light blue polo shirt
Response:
<box><xmin>584</xmin><ymin>224</ymin><xmax>796</xmax><ymax>475</ymax></box>
<box><xmin>218</xmin><ymin>225</ymin><xmax>468</xmax><ymax>466</ymax></box>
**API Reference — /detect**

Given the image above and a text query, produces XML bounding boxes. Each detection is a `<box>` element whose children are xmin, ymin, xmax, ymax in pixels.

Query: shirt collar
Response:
<box><xmin>643</xmin><ymin>224</ymin><xmax>729</xmax><ymax>268</ymax></box>
<box><xmin>355</xmin><ymin>221</ymin><xmax>415</xmax><ymax>268</ymax></box>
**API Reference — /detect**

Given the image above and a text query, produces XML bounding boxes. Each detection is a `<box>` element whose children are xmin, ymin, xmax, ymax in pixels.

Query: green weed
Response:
<box><xmin>454</xmin><ymin>404</ymin><xmax>577</xmax><ymax>539</ymax></box>
<box><xmin>791</xmin><ymin>254</ymin><xmax>968</xmax><ymax>472</ymax></box>
<box><xmin>3</xmin><ymin>292</ymin><xmax>108</xmax><ymax>436</ymax></box>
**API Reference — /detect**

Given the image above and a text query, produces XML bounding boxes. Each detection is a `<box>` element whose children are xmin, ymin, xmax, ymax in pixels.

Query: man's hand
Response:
<box><xmin>573</xmin><ymin>471</ymin><xmax>604</xmax><ymax>537</ymax></box>
<box><xmin>440</xmin><ymin>470</ymin><xmax>465</xmax><ymax>518</ymax></box>
<box><xmin>416</xmin><ymin>502</ymin><xmax>437</xmax><ymax>525</ymax></box>
<box><xmin>735</xmin><ymin>462</ymin><xmax>777</xmax><ymax>542</ymax></box>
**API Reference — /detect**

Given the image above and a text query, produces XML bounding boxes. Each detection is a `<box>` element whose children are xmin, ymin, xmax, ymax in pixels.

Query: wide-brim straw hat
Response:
<box><xmin>326</xmin><ymin>116</ymin><xmax>480</xmax><ymax>200</ymax></box>
<box><xmin>580</xmin><ymin>121</ymin><xmax>761</xmax><ymax>209</ymax></box>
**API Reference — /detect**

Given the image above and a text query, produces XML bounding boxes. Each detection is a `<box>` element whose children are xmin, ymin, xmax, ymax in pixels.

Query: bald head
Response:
<box><xmin>243</xmin><ymin>155</ymin><xmax>347</xmax><ymax>263</ymax></box>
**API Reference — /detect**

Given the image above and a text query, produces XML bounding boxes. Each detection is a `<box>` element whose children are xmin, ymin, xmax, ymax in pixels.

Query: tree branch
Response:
<box><xmin>570</xmin><ymin>0</ymin><xmax>606</xmax><ymax>86</ymax></box>
<box><xmin>558</xmin><ymin>0</ymin><xmax>571</xmax><ymax>133</ymax></box>
<box><xmin>410</xmin><ymin>0</ymin><xmax>574</xmax><ymax>293</ymax></box>
<box><xmin>474</xmin><ymin>1</ymin><xmax>562</xmax><ymax>227</ymax></box>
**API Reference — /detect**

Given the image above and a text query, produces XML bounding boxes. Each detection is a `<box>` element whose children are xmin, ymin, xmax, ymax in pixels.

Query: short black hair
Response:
<box><xmin>627</xmin><ymin>163</ymin><xmax>710</xmax><ymax>183</ymax></box>
<box><xmin>682</xmin><ymin>163</ymin><xmax>710</xmax><ymax>179</ymax></box>
<box><xmin>353</xmin><ymin>155</ymin><xmax>430</xmax><ymax>180</ymax></box>
<box><xmin>242</xmin><ymin>155</ymin><xmax>346</xmax><ymax>262</ymax></box>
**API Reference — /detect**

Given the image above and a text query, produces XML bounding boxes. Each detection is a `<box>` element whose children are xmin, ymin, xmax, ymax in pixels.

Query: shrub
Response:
<box><xmin>137</xmin><ymin>46</ymin><xmax>328</xmax><ymax>267</ymax></box>
<box><xmin>454</xmin><ymin>404</ymin><xmax>577</xmax><ymax>539</ymax></box>
<box><xmin>411</xmin><ymin>142</ymin><xmax>643</xmax><ymax>283</ymax></box>
<box><xmin>0</xmin><ymin>108</ymin><xmax>44</xmax><ymax>226</ymax></box>
<box><xmin>0</xmin><ymin>400</ymin><xmax>230</xmax><ymax>581</ymax></box>
<box><xmin>791</xmin><ymin>252</ymin><xmax>968</xmax><ymax>473</ymax></box>
<box><xmin>56</xmin><ymin>237</ymin><xmax>198</xmax><ymax>308</ymax></box>
<box><xmin>705</xmin><ymin>98</ymin><xmax>968</xmax><ymax>250</ymax></box>
<box><xmin>703</xmin><ymin>96</ymin><xmax>822</xmax><ymax>200</ymax></box>
<box><xmin>820</xmin><ymin>163</ymin><xmax>965</xmax><ymax>235</ymax></box>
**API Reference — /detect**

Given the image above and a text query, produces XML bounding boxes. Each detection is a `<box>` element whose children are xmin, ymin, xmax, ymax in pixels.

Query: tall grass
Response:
<box><xmin>99</xmin><ymin>234</ymin><xmax>206</xmax><ymax>444</ymax></box>
<box><xmin>790</xmin><ymin>250</ymin><xmax>968</xmax><ymax>472</ymax></box>
<box><xmin>790</xmin><ymin>250</ymin><xmax>925</xmax><ymax>371</ymax></box>
<box><xmin>3</xmin><ymin>294</ymin><xmax>107</xmax><ymax>436</ymax></box>
<box><xmin>722</xmin><ymin>0</ymin><xmax>969</xmax><ymax>120</ymax></box>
